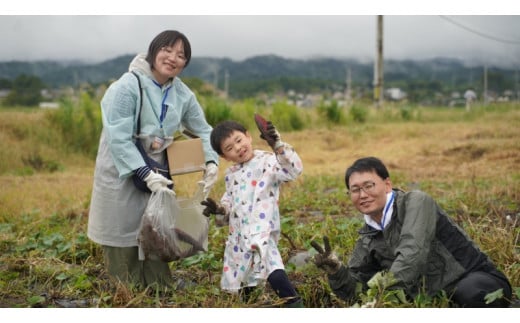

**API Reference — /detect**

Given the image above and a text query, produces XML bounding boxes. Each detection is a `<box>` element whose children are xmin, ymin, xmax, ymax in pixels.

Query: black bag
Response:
<box><xmin>131</xmin><ymin>71</ymin><xmax>172</xmax><ymax>193</ymax></box>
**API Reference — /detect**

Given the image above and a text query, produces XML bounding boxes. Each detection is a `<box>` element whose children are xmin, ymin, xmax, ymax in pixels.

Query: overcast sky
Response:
<box><xmin>2</xmin><ymin>4</ymin><xmax>520</xmax><ymax>68</ymax></box>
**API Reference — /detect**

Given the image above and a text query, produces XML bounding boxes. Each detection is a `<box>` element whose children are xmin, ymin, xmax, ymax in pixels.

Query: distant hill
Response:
<box><xmin>0</xmin><ymin>55</ymin><xmax>517</xmax><ymax>99</ymax></box>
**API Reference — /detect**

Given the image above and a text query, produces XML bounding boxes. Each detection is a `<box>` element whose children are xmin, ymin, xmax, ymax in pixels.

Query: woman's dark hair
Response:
<box><xmin>345</xmin><ymin>157</ymin><xmax>390</xmax><ymax>189</ymax></box>
<box><xmin>210</xmin><ymin>120</ymin><xmax>248</xmax><ymax>156</ymax></box>
<box><xmin>145</xmin><ymin>30</ymin><xmax>192</xmax><ymax>68</ymax></box>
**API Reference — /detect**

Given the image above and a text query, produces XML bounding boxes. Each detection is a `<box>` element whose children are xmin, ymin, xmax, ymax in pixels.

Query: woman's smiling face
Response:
<box><xmin>152</xmin><ymin>39</ymin><xmax>187</xmax><ymax>84</ymax></box>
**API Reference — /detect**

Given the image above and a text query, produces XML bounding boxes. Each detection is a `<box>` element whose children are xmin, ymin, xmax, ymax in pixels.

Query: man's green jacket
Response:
<box><xmin>328</xmin><ymin>189</ymin><xmax>509</xmax><ymax>302</ymax></box>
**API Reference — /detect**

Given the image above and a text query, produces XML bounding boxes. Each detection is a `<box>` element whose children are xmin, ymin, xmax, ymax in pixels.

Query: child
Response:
<box><xmin>201</xmin><ymin>118</ymin><xmax>304</xmax><ymax>307</ymax></box>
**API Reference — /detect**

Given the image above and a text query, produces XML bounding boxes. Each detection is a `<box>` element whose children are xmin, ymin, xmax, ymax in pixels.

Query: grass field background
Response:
<box><xmin>0</xmin><ymin>103</ymin><xmax>519</xmax><ymax>308</ymax></box>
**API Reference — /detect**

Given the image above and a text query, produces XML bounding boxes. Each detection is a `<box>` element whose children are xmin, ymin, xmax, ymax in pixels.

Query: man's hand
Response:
<box><xmin>200</xmin><ymin>198</ymin><xmax>226</xmax><ymax>217</ymax></box>
<box><xmin>310</xmin><ymin>236</ymin><xmax>342</xmax><ymax>275</ymax></box>
<box><xmin>367</xmin><ymin>271</ymin><xmax>398</xmax><ymax>290</ymax></box>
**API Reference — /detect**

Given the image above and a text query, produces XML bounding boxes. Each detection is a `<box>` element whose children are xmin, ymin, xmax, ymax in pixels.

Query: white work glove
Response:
<box><xmin>367</xmin><ymin>271</ymin><xmax>398</xmax><ymax>290</ymax></box>
<box><xmin>144</xmin><ymin>171</ymin><xmax>174</xmax><ymax>194</ymax></box>
<box><xmin>202</xmin><ymin>162</ymin><xmax>218</xmax><ymax>196</ymax></box>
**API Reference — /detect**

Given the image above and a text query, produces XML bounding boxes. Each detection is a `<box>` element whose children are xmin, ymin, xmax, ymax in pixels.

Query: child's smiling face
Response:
<box><xmin>219</xmin><ymin>130</ymin><xmax>254</xmax><ymax>164</ymax></box>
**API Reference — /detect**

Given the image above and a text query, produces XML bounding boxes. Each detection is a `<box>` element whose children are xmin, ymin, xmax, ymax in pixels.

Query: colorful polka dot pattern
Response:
<box><xmin>219</xmin><ymin>148</ymin><xmax>303</xmax><ymax>291</ymax></box>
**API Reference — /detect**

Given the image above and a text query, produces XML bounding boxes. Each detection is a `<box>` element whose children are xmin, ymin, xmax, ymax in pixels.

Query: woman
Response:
<box><xmin>87</xmin><ymin>30</ymin><xmax>219</xmax><ymax>290</ymax></box>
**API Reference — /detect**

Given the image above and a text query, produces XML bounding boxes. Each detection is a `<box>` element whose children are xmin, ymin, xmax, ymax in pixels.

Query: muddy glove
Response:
<box><xmin>367</xmin><ymin>271</ymin><xmax>398</xmax><ymax>290</ymax></box>
<box><xmin>262</xmin><ymin>121</ymin><xmax>283</xmax><ymax>151</ymax></box>
<box><xmin>310</xmin><ymin>236</ymin><xmax>342</xmax><ymax>275</ymax></box>
<box><xmin>255</xmin><ymin>114</ymin><xmax>283</xmax><ymax>152</ymax></box>
<box><xmin>144</xmin><ymin>171</ymin><xmax>174</xmax><ymax>194</ymax></box>
<box><xmin>200</xmin><ymin>198</ymin><xmax>226</xmax><ymax>217</ymax></box>
<box><xmin>202</xmin><ymin>162</ymin><xmax>218</xmax><ymax>196</ymax></box>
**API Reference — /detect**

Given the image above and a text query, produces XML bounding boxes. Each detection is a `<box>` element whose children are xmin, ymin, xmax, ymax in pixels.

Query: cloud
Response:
<box><xmin>1</xmin><ymin>15</ymin><xmax>519</xmax><ymax>68</ymax></box>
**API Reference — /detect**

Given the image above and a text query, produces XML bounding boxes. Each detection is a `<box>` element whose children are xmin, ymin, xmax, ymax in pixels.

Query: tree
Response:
<box><xmin>4</xmin><ymin>74</ymin><xmax>45</xmax><ymax>107</ymax></box>
<box><xmin>0</xmin><ymin>78</ymin><xmax>12</xmax><ymax>89</ymax></box>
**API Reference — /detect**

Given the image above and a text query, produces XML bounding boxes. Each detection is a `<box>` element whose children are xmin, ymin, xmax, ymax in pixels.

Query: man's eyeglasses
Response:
<box><xmin>348</xmin><ymin>181</ymin><xmax>376</xmax><ymax>197</ymax></box>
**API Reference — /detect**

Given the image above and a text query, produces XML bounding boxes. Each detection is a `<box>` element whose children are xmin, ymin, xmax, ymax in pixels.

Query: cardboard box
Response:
<box><xmin>167</xmin><ymin>138</ymin><xmax>206</xmax><ymax>176</ymax></box>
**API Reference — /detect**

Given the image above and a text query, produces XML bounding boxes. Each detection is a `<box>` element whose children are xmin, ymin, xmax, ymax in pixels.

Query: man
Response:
<box><xmin>312</xmin><ymin>156</ymin><xmax>512</xmax><ymax>307</ymax></box>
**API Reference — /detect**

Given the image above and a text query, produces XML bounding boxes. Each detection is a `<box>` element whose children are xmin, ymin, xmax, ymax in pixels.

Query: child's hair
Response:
<box><xmin>210</xmin><ymin>120</ymin><xmax>248</xmax><ymax>156</ymax></box>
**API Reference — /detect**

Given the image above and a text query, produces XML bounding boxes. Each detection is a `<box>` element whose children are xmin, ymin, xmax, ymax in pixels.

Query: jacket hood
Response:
<box><xmin>128</xmin><ymin>53</ymin><xmax>154</xmax><ymax>79</ymax></box>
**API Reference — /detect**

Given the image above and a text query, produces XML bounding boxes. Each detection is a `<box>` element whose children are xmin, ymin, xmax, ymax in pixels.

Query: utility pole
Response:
<box><xmin>345</xmin><ymin>67</ymin><xmax>352</xmax><ymax>106</ymax></box>
<box><xmin>483</xmin><ymin>65</ymin><xmax>488</xmax><ymax>105</ymax></box>
<box><xmin>374</xmin><ymin>15</ymin><xmax>384</xmax><ymax>108</ymax></box>
<box><xmin>224</xmin><ymin>70</ymin><xmax>229</xmax><ymax>99</ymax></box>
<box><xmin>515</xmin><ymin>69</ymin><xmax>520</xmax><ymax>101</ymax></box>
<box><xmin>213</xmin><ymin>67</ymin><xmax>219</xmax><ymax>90</ymax></box>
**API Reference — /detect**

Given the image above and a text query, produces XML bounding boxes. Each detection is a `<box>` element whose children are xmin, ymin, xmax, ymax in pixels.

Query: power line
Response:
<box><xmin>439</xmin><ymin>15</ymin><xmax>520</xmax><ymax>45</ymax></box>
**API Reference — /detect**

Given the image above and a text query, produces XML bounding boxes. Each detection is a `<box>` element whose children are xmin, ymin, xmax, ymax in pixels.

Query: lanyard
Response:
<box><xmin>159</xmin><ymin>89</ymin><xmax>170</xmax><ymax>128</ymax></box>
<box><xmin>379</xmin><ymin>191</ymin><xmax>395</xmax><ymax>230</ymax></box>
<box><xmin>153</xmin><ymin>80</ymin><xmax>171</xmax><ymax>129</ymax></box>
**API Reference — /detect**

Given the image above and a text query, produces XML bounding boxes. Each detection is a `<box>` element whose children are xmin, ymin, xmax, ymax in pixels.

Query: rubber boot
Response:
<box><xmin>284</xmin><ymin>298</ymin><xmax>305</xmax><ymax>308</ymax></box>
